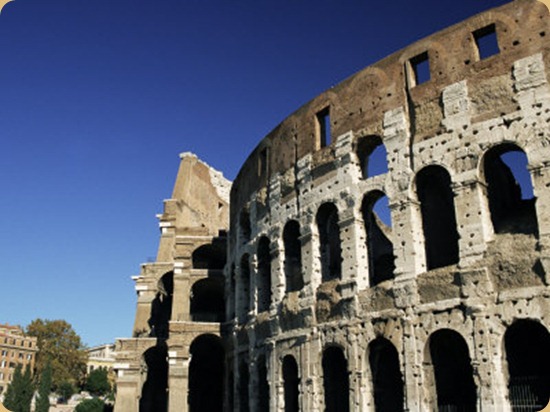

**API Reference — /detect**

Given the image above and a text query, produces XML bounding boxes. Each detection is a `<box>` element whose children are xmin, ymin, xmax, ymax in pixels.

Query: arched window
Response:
<box><xmin>316</xmin><ymin>203</ymin><xmax>342</xmax><ymax>281</ymax></box>
<box><xmin>240</xmin><ymin>209</ymin><xmax>251</xmax><ymax>244</ymax></box>
<box><xmin>239</xmin><ymin>254</ymin><xmax>250</xmax><ymax>323</ymax></box>
<box><xmin>369</xmin><ymin>338</ymin><xmax>404</xmax><ymax>412</ymax></box>
<box><xmin>190</xmin><ymin>278</ymin><xmax>224</xmax><ymax>322</ymax></box>
<box><xmin>283</xmin><ymin>220</ymin><xmax>303</xmax><ymax>292</ymax></box>
<box><xmin>504</xmin><ymin>319</ymin><xmax>550</xmax><ymax>410</ymax></box>
<box><xmin>147</xmin><ymin>272</ymin><xmax>173</xmax><ymax>339</ymax></box>
<box><xmin>257</xmin><ymin>236</ymin><xmax>272</xmax><ymax>313</ymax></box>
<box><xmin>283</xmin><ymin>355</ymin><xmax>300</xmax><ymax>412</ymax></box>
<box><xmin>483</xmin><ymin>145</ymin><xmax>536</xmax><ymax>234</ymax></box>
<box><xmin>139</xmin><ymin>343</ymin><xmax>168</xmax><ymax>412</ymax></box>
<box><xmin>192</xmin><ymin>241</ymin><xmax>226</xmax><ymax>270</ymax></box>
<box><xmin>416</xmin><ymin>166</ymin><xmax>459</xmax><ymax>270</ymax></box>
<box><xmin>362</xmin><ymin>192</ymin><xmax>395</xmax><ymax>285</ymax></box>
<box><xmin>257</xmin><ymin>355</ymin><xmax>270</xmax><ymax>412</ymax></box>
<box><xmin>356</xmin><ymin>135</ymin><xmax>389</xmax><ymax>179</ymax></box>
<box><xmin>426</xmin><ymin>329</ymin><xmax>477</xmax><ymax>411</ymax></box>
<box><xmin>188</xmin><ymin>335</ymin><xmax>224</xmax><ymax>412</ymax></box>
<box><xmin>322</xmin><ymin>347</ymin><xmax>349</xmax><ymax>412</ymax></box>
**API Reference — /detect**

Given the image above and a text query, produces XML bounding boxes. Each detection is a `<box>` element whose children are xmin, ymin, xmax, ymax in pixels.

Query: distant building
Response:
<box><xmin>87</xmin><ymin>343</ymin><xmax>116</xmax><ymax>374</ymax></box>
<box><xmin>0</xmin><ymin>324</ymin><xmax>38</xmax><ymax>395</ymax></box>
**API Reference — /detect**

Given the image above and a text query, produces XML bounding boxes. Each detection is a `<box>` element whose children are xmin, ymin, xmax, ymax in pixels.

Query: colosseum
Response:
<box><xmin>113</xmin><ymin>1</ymin><xmax>550</xmax><ymax>411</ymax></box>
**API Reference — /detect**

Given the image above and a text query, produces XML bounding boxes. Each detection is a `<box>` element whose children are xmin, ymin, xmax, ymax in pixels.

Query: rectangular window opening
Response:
<box><xmin>316</xmin><ymin>107</ymin><xmax>331</xmax><ymax>148</ymax></box>
<box><xmin>258</xmin><ymin>147</ymin><xmax>269</xmax><ymax>178</ymax></box>
<box><xmin>409</xmin><ymin>52</ymin><xmax>430</xmax><ymax>86</ymax></box>
<box><xmin>474</xmin><ymin>24</ymin><xmax>499</xmax><ymax>60</ymax></box>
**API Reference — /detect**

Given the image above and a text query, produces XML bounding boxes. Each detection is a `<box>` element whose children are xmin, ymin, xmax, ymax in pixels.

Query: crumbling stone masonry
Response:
<box><xmin>114</xmin><ymin>1</ymin><xmax>550</xmax><ymax>410</ymax></box>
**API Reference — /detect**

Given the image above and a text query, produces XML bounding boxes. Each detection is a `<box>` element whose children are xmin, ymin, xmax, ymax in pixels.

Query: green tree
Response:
<box><xmin>26</xmin><ymin>319</ymin><xmax>87</xmax><ymax>389</ymax></box>
<box><xmin>3</xmin><ymin>364</ymin><xmax>34</xmax><ymax>412</ymax></box>
<box><xmin>57</xmin><ymin>381</ymin><xmax>76</xmax><ymax>404</ymax></box>
<box><xmin>75</xmin><ymin>397</ymin><xmax>106</xmax><ymax>412</ymax></box>
<box><xmin>85</xmin><ymin>367</ymin><xmax>111</xmax><ymax>397</ymax></box>
<box><xmin>35</xmin><ymin>361</ymin><xmax>52</xmax><ymax>412</ymax></box>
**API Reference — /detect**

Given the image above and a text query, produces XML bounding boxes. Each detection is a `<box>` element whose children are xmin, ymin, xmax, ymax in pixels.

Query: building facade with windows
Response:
<box><xmin>0</xmin><ymin>324</ymin><xmax>38</xmax><ymax>396</ymax></box>
<box><xmin>114</xmin><ymin>1</ymin><xmax>550</xmax><ymax>410</ymax></box>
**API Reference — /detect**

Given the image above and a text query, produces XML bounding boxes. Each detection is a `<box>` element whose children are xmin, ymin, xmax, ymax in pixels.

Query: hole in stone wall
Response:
<box><xmin>189</xmin><ymin>335</ymin><xmax>224</xmax><ymax>412</ymax></box>
<box><xmin>257</xmin><ymin>236</ymin><xmax>272</xmax><ymax>313</ymax></box>
<box><xmin>139</xmin><ymin>343</ymin><xmax>168</xmax><ymax>412</ymax></box>
<box><xmin>369</xmin><ymin>338</ymin><xmax>404</xmax><ymax>412</ymax></box>
<box><xmin>283</xmin><ymin>355</ymin><xmax>300</xmax><ymax>412</ymax></box>
<box><xmin>409</xmin><ymin>52</ymin><xmax>430</xmax><ymax>86</ymax></box>
<box><xmin>474</xmin><ymin>24</ymin><xmax>499</xmax><ymax>60</ymax></box>
<box><xmin>316</xmin><ymin>203</ymin><xmax>342</xmax><ymax>282</ymax></box>
<box><xmin>505</xmin><ymin>319</ymin><xmax>550</xmax><ymax>410</ymax></box>
<box><xmin>238</xmin><ymin>356</ymin><xmax>250</xmax><ymax>412</ymax></box>
<box><xmin>427</xmin><ymin>329</ymin><xmax>477</xmax><ymax>411</ymax></box>
<box><xmin>416</xmin><ymin>166</ymin><xmax>459</xmax><ymax>270</ymax></box>
<box><xmin>240</xmin><ymin>209</ymin><xmax>251</xmax><ymax>244</ymax></box>
<box><xmin>362</xmin><ymin>192</ymin><xmax>395</xmax><ymax>286</ymax></box>
<box><xmin>316</xmin><ymin>107</ymin><xmax>331</xmax><ymax>148</ymax></box>
<box><xmin>484</xmin><ymin>145</ymin><xmax>537</xmax><ymax>235</ymax></box>
<box><xmin>257</xmin><ymin>355</ymin><xmax>270</xmax><ymax>412</ymax></box>
<box><xmin>147</xmin><ymin>272</ymin><xmax>173</xmax><ymax>339</ymax></box>
<box><xmin>239</xmin><ymin>254</ymin><xmax>250</xmax><ymax>323</ymax></box>
<box><xmin>284</xmin><ymin>220</ymin><xmax>303</xmax><ymax>292</ymax></box>
<box><xmin>190</xmin><ymin>278</ymin><xmax>224</xmax><ymax>322</ymax></box>
<box><xmin>192</xmin><ymin>240</ymin><xmax>227</xmax><ymax>270</ymax></box>
<box><xmin>322</xmin><ymin>347</ymin><xmax>349</xmax><ymax>412</ymax></box>
<box><xmin>356</xmin><ymin>136</ymin><xmax>389</xmax><ymax>179</ymax></box>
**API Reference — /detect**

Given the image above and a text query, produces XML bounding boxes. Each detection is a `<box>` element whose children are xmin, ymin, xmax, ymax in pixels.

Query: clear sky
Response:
<box><xmin>0</xmin><ymin>0</ymin><xmax>511</xmax><ymax>347</ymax></box>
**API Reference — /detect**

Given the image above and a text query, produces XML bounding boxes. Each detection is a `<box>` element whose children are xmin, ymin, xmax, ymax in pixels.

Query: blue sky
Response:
<box><xmin>0</xmin><ymin>0</ymin><xmax>511</xmax><ymax>347</ymax></box>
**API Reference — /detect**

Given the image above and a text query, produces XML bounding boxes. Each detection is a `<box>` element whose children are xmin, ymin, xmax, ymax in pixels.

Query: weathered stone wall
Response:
<box><xmin>227</xmin><ymin>1</ymin><xmax>550</xmax><ymax>411</ymax></box>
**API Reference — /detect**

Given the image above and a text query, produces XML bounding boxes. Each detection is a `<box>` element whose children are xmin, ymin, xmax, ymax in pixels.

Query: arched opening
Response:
<box><xmin>483</xmin><ymin>145</ymin><xmax>537</xmax><ymax>235</ymax></box>
<box><xmin>322</xmin><ymin>347</ymin><xmax>349</xmax><ymax>412</ymax></box>
<box><xmin>190</xmin><ymin>278</ymin><xmax>224</xmax><ymax>322</ymax></box>
<box><xmin>139</xmin><ymin>343</ymin><xmax>168</xmax><ymax>412</ymax></box>
<box><xmin>369</xmin><ymin>338</ymin><xmax>404</xmax><ymax>412</ymax></box>
<box><xmin>362</xmin><ymin>192</ymin><xmax>395</xmax><ymax>286</ymax></box>
<box><xmin>240</xmin><ymin>209</ymin><xmax>251</xmax><ymax>244</ymax></box>
<box><xmin>238</xmin><ymin>356</ymin><xmax>250</xmax><ymax>412</ymax></box>
<box><xmin>257</xmin><ymin>236</ymin><xmax>272</xmax><ymax>313</ymax></box>
<box><xmin>192</xmin><ymin>241</ymin><xmax>226</xmax><ymax>270</ymax></box>
<box><xmin>238</xmin><ymin>254</ymin><xmax>250</xmax><ymax>323</ymax></box>
<box><xmin>316</xmin><ymin>203</ymin><xmax>342</xmax><ymax>281</ymax></box>
<box><xmin>257</xmin><ymin>355</ymin><xmax>270</xmax><ymax>412</ymax></box>
<box><xmin>427</xmin><ymin>329</ymin><xmax>477</xmax><ymax>411</ymax></box>
<box><xmin>356</xmin><ymin>135</ymin><xmax>389</xmax><ymax>179</ymax></box>
<box><xmin>147</xmin><ymin>272</ymin><xmax>173</xmax><ymax>339</ymax></box>
<box><xmin>416</xmin><ymin>166</ymin><xmax>459</xmax><ymax>270</ymax></box>
<box><xmin>504</xmin><ymin>319</ymin><xmax>550</xmax><ymax>410</ymax></box>
<box><xmin>284</xmin><ymin>220</ymin><xmax>303</xmax><ymax>292</ymax></box>
<box><xmin>283</xmin><ymin>355</ymin><xmax>299</xmax><ymax>412</ymax></box>
<box><xmin>188</xmin><ymin>334</ymin><xmax>224</xmax><ymax>412</ymax></box>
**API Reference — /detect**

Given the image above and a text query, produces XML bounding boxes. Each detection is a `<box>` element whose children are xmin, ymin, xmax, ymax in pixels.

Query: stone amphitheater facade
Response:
<box><xmin>113</xmin><ymin>1</ymin><xmax>550</xmax><ymax>411</ymax></box>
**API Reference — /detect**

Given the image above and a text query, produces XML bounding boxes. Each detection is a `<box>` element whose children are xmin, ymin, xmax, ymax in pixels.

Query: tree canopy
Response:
<box><xmin>26</xmin><ymin>319</ymin><xmax>87</xmax><ymax>389</ymax></box>
<box><xmin>85</xmin><ymin>367</ymin><xmax>111</xmax><ymax>397</ymax></box>
<box><xmin>35</xmin><ymin>362</ymin><xmax>52</xmax><ymax>412</ymax></box>
<box><xmin>3</xmin><ymin>364</ymin><xmax>34</xmax><ymax>412</ymax></box>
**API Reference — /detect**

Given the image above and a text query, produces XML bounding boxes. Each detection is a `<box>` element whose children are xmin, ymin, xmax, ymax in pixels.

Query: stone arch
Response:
<box><xmin>316</xmin><ymin>203</ymin><xmax>342</xmax><ymax>281</ymax></box>
<box><xmin>147</xmin><ymin>272</ymin><xmax>173</xmax><ymax>339</ymax></box>
<box><xmin>283</xmin><ymin>220</ymin><xmax>303</xmax><ymax>292</ymax></box>
<box><xmin>361</xmin><ymin>191</ymin><xmax>395</xmax><ymax>286</ymax></box>
<box><xmin>257</xmin><ymin>236</ymin><xmax>272</xmax><ymax>313</ymax></box>
<box><xmin>139</xmin><ymin>342</ymin><xmax>168</xmax><ymax>412</ymax></box>
<box><xmin>282</xmin><ymin>355</ymin><xmax>300</xmax><ymax>412</ymax></box>
<box><xmin>192</xmin><ymin>241</ymin><xmax>226</xmax><ymax>270</ymax></box>
<box><xmin>322</xmin><ymin>346</ymin><xmax>349</xmax><ymax>412</ymax></box>
<box><xmin>188</xmin><ymin>334</ymin><xmax>224</xmax><ymax>412</ymax></box>
<box><xmin>238</xmin><ymin>254</ymin><xmax>251</xmax><ymax>323</ymax></box>
<box><xmin>415</xmin><ymin>165</ymin><xmax>460</xmax><ymax>270</ymax></box>
<box><xmin>504</xmin><ymin>319</ymin><xmax>550</xmax><ymax>410</ymax></box>
<box><xmin>481</xmin><ymin>143</ymin><xmax>537</xmax><ymax>235</ymax></box>
<box><xmin>355</xmin><ymin>135</ymin><xmax>389</xmax><ymax>179</ymax></box>
<box><xmin>190</xmin><ymin>277</ymin><xmax>224</xmax><ymax>322</ymax></box>
<box><xmin>424</xmin><ymin>329</ymin><xmax>477</xmax><ymax>411</ymax></box>
<box><xmin>368</xmin><ymin>337</ymin><xmax>404</xmax><ymax>412</ymax></box>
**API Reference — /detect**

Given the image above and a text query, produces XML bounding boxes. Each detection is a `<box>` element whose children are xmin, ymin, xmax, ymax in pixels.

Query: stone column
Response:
<box><xmin>171</xmin><ymin>262</ymin><xmax>189</xmax><ymax>322</ymax></box>
<box><xmin>167</xmin><ymin>348</ymin><xmax>188</xmax><ymax>412</ymax></box>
